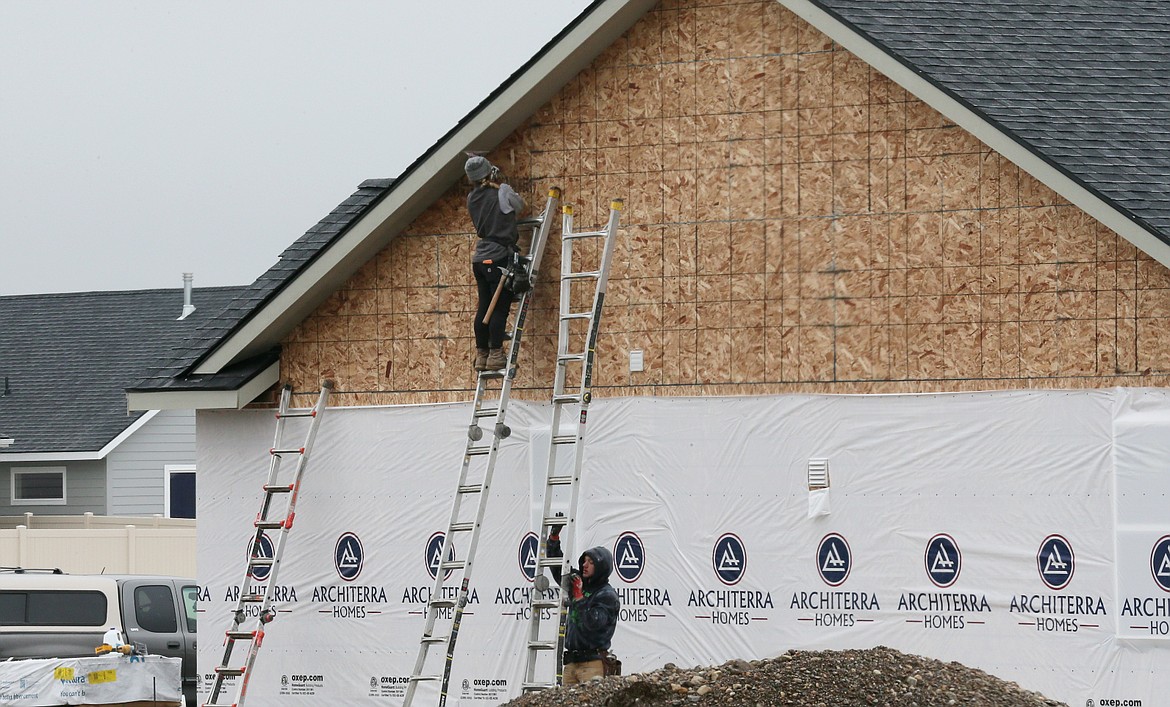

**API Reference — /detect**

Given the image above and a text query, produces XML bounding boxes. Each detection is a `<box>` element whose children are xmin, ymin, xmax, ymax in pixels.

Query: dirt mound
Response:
<box><xmin>502</xmin><ymin>646</ymin><xmax>1067</xmax><ymax>706</ymax></box>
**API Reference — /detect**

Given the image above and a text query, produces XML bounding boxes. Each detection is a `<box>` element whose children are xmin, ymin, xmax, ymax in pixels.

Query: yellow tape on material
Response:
<box><xmin>88</xmin><ymin>669</ymin><xmax>117</xmax><ymax>684</ymax></box>
<box><xmin>54</xmin><ymin>667</ymin><xmax>75</xmax><ymax>680</ymax></box>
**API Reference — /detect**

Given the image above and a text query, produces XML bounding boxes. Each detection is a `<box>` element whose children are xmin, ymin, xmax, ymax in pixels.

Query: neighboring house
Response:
<box><xmin>124</xmin><ymin>1</ymin><xmax>1170</xmax><ymax>704</ymax></box>
<box><xmin>0</xmin><ymin>281</ymin><xmax>244</xmax><ymax>518</ymax></box>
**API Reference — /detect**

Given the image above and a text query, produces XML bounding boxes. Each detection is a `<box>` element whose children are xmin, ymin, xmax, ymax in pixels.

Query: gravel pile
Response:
<box><xmin>503</xmin><ymin>646</ymin><xmax>1067</xmax><ymax>707</ymax></box>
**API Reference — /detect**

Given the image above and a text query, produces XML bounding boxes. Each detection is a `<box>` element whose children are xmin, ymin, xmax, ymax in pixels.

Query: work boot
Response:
<box><xmin>474</xmin><ymin>348</ymin><xmax>489</xmax><ymax>372</ymax></box>
<box><xmin>485</xmin><ymin>348</ymin><xmax>507</xmax><ymax>371</ymax></box>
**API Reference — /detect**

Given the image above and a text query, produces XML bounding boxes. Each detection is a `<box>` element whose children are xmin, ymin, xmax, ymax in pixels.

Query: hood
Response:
<box><xmin>579</xmin><ymin>545</ymin><xmax>613</xmax><ymax>588</ymax></box>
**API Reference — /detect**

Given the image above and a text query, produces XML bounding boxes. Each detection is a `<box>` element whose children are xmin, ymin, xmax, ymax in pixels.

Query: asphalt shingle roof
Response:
<box><xmin>807</xmin><ymin>0</ymin><xmax>1170</xmax><ymax>245</ymax></box>
<box><xmin>129</xmin><ymin>178</ymin><xmax>393</xmax><ymax>392</ymax></box>
<box><xmin>0</xmin><ymin>286</ymin><xmax>244</xmax><ymax>454</ymax></box>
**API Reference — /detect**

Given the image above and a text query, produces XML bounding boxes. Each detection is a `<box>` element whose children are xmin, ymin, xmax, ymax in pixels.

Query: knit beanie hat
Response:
<box><xmin>464</xmin><ymin>156</ymin><xmax>493</xmax><ymax>182</ymax></box>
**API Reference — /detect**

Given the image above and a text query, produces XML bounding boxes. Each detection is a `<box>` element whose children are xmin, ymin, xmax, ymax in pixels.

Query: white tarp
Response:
<box><xmin>0</xmin><ymin>654</ymin><xmax>182</xmax><ymax>706</ymax></box>
<box><xmin>196</xmin><ymin>389</ymin><xmax>1169</xmax><ymax>706</ymax></box>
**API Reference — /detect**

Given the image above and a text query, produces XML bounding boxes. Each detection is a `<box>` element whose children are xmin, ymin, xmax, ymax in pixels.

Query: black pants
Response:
<box><xmin>473</xmin><ymin>261</ymin><xmax>513</xmax><ymax>349</ymax></box>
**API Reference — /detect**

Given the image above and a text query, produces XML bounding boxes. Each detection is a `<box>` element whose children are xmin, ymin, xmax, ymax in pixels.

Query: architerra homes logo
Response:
<box><xmin>899</xmin><ymin>533</ymin><xmax>991</xmax><ymax>631</ymax></box>
<box><xmin>310</xmin><ymin>531</ymin><xmax>388</xmax><ymax>619</ymax></box>
<box><xmin>790</xmin><ymin>533</ymin><xmax>880</xmax><ymax>630</ymax></box>
<box><xmin>1120</xmin><ymin>534</ymin><xmax>1170</xmax><ymax>637</ymax></box>
<box><xmin>1010</xmin><ymin>534</ymin><xmax>1106</xmax><ymax>634</ymax></box>
<box><xmin>690</xmin><ymin>533</ymin><xmax>773</xmax><ymax>627</ymax></box>
<box><xmin>247</xmin><ymin>533</ymin><xmax>275</xmax><ymax>582</ymax></box>
<box><xmin>335</xmin><ymin>531</ymin><xmax>364</xmax><ymax>582</ymax></box>
<box><xmin>518</xmin><ymin>532</ymin><xmax>539</xmax><ymax>582</ymax></box>
<box><xmin>404</xmin><ymin>531</ymin><xmax>479</xmax><ymax>617</ymax></box>
<box><xmin>614</xmin><ymin>531</ymin><xmax>645</xmax><ymax>583</ymax></box>
<box><xmin>611</xmin><ymin>531</ymin><xmax>671</xmax><ymax>624</ymax></box>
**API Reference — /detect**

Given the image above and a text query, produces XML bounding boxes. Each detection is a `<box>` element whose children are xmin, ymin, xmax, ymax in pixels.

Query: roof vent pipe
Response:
<box><xmin>178</xmin><ymin>273</ymin><xmax>196</xmax><ymax>320</ymax></box>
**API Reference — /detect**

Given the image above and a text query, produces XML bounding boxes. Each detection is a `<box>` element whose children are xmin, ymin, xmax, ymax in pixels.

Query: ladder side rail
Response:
<box><xmin>405</xmin><ymin>189</ymin><xmax>561</xmax><ymax>706</ymax></box>
<box><xmin>254</xmin><ymin>385</ymin><xmax>293</xmax><ymax>534</ymax></box>
<box><xmin>206</xmin><ymin>382</ymin><xmax>332</xmax><ymax>707</ymax></box>
<box><xmin>523</xmin><ymin>188</ymin><xmax>560</xmax><ymax>278</ymax></box>
<box><xmin>521</xmin><ymin>199</ymin><xmax>622</xmax><ymax>693</ymax></box>
<box><xmin>522</xmin><ymin>398</ymin><xmax>575</xmax><ymax>690</ymax></box>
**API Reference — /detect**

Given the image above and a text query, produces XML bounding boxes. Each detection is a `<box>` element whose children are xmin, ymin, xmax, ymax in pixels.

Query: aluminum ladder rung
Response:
<box><xmin>552</xmin><ymin>434</ymin><xmax>577</xmax><ymax>445</ymax></box>
<box><xmin>225</xmin><ymin>630</ymin><xmax>257</xmax><ymax>640</ymax></box>
<box><xmin>269</xmin><ymin>447</ymin><xmax>305</xmax><ymax>456</ymax></box>
<box><xmin>537</xmin><ymin>557</ymin><xmax>563</xmax><ymax>568</ymax></box>
<box><xmin>553</xmin><ymin>394</ymin><xmax>582</xmax><ymax>404</ymax></box>
<box><xmin>440</xmin><ymin>559</ymin><xmax>466</xmax><ymax>570</ymax></box>
<box><xmin>528</xmin><ymin>640</ymin><xmax>559</xmax><ymax>651</ymax></box>
<box><xmin>547</xmin><ymin>475</ymin><xmax>573</xmax><ymax>486</ymax></box>
<box><xmin>429</xmin><ymin>597</ymin><xmax>457</xmax><ymax>609</ymax></box>
<box><xmin>516</xmin><ymin>217</ymin><xmax>543</xmax><ymax>227</ymax></box>
<box><xmin>531</xmin><ymin>598</ymin><xmax>559</xmax><ymax>609</ymax></box>
<box><xmin>563</xmin><ymin>270</ymin><xmax>601</xmax><ymax>280</ymax></box>
<box><xmin>239</xmin><ymin>594</ymin><xmax>266</xmax><ymax>603</ymax></box>
<box><xmin>557</xmin><ymin>353</ymin><xmax>586</xmax><ymax>363</ymax></box>
<box><xmin>248</xmin><ymin>557</ymin><xmax>275</xmax><ymax>568</ymax></box>
<box><xmin>472</xmin><ymin>407</ymin><xmax>499</xmax><ymax>419</ymax></box>
<box><xmin>457</xmin><ymin>484</ymin><xmax>483</xmax><ymax>495</ymax></box>
<box><xmin>449</xmin><ymin>521</ymin><xmax>474</xmax><ymax>533</ymax></box>
<box><xmin>563</xmin><ymin>229</ymin><xmax>607</xmax><ymax>240</ymax></box>
<box><xmin>410</xmin><ymin>675</ymin><xmax>442</xmax><ymax>682</ymax></box>
<box><xmin>466</xmin><ymin>445</ymin><xmax>491</xmax><ymax>457</ymax></box>
<box><xmin>263</xmin><ymin>484</ymin><xmax>293</xmax><ymax>493</ymax></box>
<box><xmin>253</xmin><ymin>520</ymin><xmax>285</xmax><ymax>530</ymax></box>
<box><xmin>275</xmin><ymin>410</ymin><xmax>316</xmax><ymax>419</ymax></box>
<box><xmin>560</xmin><ymin>312</ymin><xmax>592</xmax><ymax>321</ymax></box>
<box><xmin>215</xmin><ymin>667</ymin><xmax>246</xmax><ymax>677</ymax></box>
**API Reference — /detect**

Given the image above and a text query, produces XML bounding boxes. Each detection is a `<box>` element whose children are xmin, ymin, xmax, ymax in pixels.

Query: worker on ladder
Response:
<box><xmin>465</xmin><ymin>155</ymin><xmax>528</xmax><ymax>372</ymax></box>
<box><xmin>547</xmin><ymin>525</ymin><xmax>621</xmax><ymax>684</ymax></box>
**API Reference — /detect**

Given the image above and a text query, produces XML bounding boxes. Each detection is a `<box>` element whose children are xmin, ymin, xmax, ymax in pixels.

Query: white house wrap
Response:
<box><xmin>196</xmin><ymin>389</ymin><xmax>1170</xmax><ymax>706</ymax></box>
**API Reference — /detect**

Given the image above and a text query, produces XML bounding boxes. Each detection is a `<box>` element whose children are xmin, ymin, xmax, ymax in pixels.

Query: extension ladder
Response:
<box><xmin>202</xmin><ymin>381</ymin><xmax>333</xmax><ymax>707</ymax></box>
<box><xmin>402</xmin><ymin>187</ymin><xmax>561</xmax><ymax>707</ymax></box>
<box><xmin>521</xmin><ymin>199</ymin><xmax>623</xmax><ymax>692</ymax></box>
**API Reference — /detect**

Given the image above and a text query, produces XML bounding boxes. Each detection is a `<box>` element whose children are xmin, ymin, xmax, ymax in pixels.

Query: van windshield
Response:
<box><xmin>0</xmin><ymin>591</ymin><xmax>108</xmax><ymax>626</ymax></box>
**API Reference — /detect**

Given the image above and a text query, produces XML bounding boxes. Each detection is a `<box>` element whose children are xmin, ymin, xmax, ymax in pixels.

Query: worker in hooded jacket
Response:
<box><xmin>547</xmin><ymin>531</ymin><xmax>621</xmax><ymax>684</ymax></box>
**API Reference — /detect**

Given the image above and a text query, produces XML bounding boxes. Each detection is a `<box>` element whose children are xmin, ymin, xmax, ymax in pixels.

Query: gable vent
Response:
<box><xmin>807</xmin><ymin>458</ymin><xmax>830</xmax><ymax>490</ymax></box>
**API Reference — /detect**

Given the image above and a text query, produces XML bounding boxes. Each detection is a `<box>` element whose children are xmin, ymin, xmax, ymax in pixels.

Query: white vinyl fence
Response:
<box><xmin>0</xmin><ymin>513</ymin><xmax>195</xmax><ymax>576</ymax></box>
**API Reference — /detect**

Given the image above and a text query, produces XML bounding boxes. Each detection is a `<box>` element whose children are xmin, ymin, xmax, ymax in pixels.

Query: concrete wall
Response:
<box><xmin>279</xmin><ymin>0</ymin><xmax>1170</xmax><ymax>406</ymax></box>
<box><xmin>106</xmin><ymin>409</ymin><xmax>196</xmax><ymax>516</ymax></box>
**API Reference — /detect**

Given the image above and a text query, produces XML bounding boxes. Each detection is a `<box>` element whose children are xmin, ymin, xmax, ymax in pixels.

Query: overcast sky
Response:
<box><xmin>0</xmin><ymin>1</ymin><xmax>592</xmax><ymax>296</ymax></box>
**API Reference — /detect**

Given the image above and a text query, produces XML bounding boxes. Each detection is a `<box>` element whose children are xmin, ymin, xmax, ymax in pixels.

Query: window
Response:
<box><xmin>0</xmin><ymin>590</ymin><xmax>107</xmax><ymax>626</ymax></box>
<box><xmin>164</xmin><ymin>464</ymin><xmax>195</xmax><ymax>519</ymax></box>
<box><xmin>11</xmin><ymin>467</ymin><xmax>66</xmax><ymax>505</ymax></box>
<box><xmin>134</xmin><ymin>585</ymin><xmax>177</xmax><ymax>634</ymax></box>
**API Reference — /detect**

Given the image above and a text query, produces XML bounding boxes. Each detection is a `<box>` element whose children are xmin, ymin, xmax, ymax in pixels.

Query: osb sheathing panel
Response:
<box><xmin>280</xmin><ymin>0</ymin><xmax>1170</xmax><ymax>407</ymax></box>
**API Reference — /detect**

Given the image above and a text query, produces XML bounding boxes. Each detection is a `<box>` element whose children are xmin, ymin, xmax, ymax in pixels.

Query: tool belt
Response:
<box><xmin>563</xmin><ymin>649</ymin><xmax>600</xmax><ymax>664</ymax></box>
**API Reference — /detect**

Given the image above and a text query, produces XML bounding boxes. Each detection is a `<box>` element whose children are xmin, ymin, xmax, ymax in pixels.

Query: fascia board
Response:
<box><xmin>194</xmin><ymin>0</ymin><xmax>658</xmax><ymax>375</ymax></box>
<box><xmin>780</xmin><ymin>0</ymin><xmax>1170</xmax><ymax>271</ymax></box>
<box><xmin>126</xmin><ymin>361</ymin><xmax>280</xmax><ymax>411</ymax></box>
<box><xmin>0</xmin><ymin>451</ymin><xmax>104</xmax><ymax>462</ymax></box>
